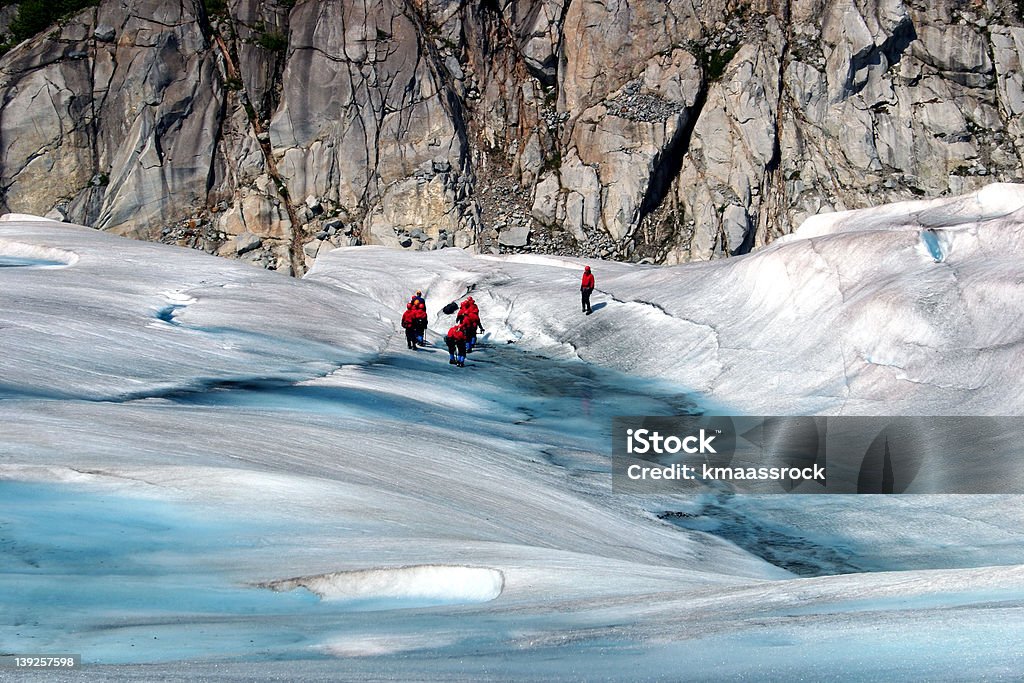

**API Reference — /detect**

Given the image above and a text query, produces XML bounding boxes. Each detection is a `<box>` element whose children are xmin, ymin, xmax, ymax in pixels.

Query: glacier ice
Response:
<box><xmin>1</xmin><ymin>183</ymin><xmax>1023</xmax><ymax>679</ymax></box>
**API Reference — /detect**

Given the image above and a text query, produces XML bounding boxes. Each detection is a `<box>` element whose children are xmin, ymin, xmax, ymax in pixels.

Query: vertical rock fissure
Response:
<box><xmin>757</xmin><ymin>0</ymin><xmax>792</xmax><ymax>249</ymax></box>
<box><xmin>198</xmin><ymin>7</ymin><xmax>226</xmax><ymax>205</ymax></box>
<box><xmin>337</xmin><ymin>4</ymin><xmax>374</xmax><ymax>210</ymax></box>
<box><xmin>84</xmin><ymin>6</ymin><xmax>103</xmax><ymax>226</ymax></box>
<box><xmin>211</xmin><ymin>17</ymin><xmax>305</xmax><ymax>276</ymax></box>
<box><xmin>405</xmin><ymin>0</ymin><xmax>497</xmax><ymax>246</ymax></box>
<box><xmin>987</xmin><ymin>19</ymin><xmax>1024</xmax><ymax>171</ymax></box>
<box><xmin>637</xmin><ymin>82</ymin><xmax>708</xmax><ymax>224</ymax></box>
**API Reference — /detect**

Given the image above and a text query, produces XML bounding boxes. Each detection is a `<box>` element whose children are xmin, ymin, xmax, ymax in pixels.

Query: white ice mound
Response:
<box><xmin>264</xmin><ymin>565</ymin><xmax>505</xmax><ymax>604</ymax></box>
<box><xmin>791</xmin><ymin>182</ymin><xmax>1024</xmax><ymax>239</ymax></box>
<box><xmin>0</xmin><ymin>238</ymin><xmax>78</xmax><ymax>267</ymax></box>
<box><xmin>0</xmin><ymin>212</ymin><xmax>64</xmax><ymax>224</ymax></box>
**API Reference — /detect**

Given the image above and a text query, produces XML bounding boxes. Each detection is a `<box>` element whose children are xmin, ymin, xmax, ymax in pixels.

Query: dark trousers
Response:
<box><xmin>445</xmin><ymin>337</ymin><xmax>466</xmax><ymax>358</ymax></box>
<box><xmin>581</xmin><ymin>287</ymin><xmax>593</xmax><ymax>313</ymax></box>
<box><xmin>405</xmin><ymin>327</ymin><xmax>418</xmax><ymax>348</ymax></box>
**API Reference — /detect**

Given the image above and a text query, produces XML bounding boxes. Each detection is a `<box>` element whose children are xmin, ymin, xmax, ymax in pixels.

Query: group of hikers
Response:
<box><xmin>444</xmin><ymin>297</ymin><xmax>484</xmax><ymax>367</ymax></box>
<box><xmin>400</xmin><ymin>291</ymin><xmax>430</xmax><ymax>349</ymax></box>
<box><xmin>400</xmin><ymin>290</ymin><xmax>484</xmax><ymax>367</ymax></box>
<box><xmin>399</xmin><ymin>265</ymin><xmax>594</xmax><ymax>368</ymax></box>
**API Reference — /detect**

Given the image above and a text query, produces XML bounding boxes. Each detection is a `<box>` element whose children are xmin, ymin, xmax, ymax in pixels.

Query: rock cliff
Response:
<box><xmin>0</xmin><ymin>0</ymin><xmax>1021</xmax><ymax>273</ymax></box>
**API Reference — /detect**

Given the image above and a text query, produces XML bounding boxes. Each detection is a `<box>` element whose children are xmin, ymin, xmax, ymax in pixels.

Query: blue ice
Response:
<box><xmin>920</xmin><ymin>229</ymin><xmax>945</xmax><ymax>262</ymax></box>
<box><xmin>0</xmin><ymin>256</ymin><xmax>66</xmax><ymax>267</ymax></box>
<box><xmin>0</xmin><ymin>481</ymin><xmax>473</xmax><ymax>664</ymax></box>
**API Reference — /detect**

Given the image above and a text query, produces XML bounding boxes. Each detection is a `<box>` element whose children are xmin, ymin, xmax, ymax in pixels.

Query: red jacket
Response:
<box><xmin>581</xmin><ymin>272</ymin><xmax>595</xmax><ymax>289</ymax></box>
<box><xmin>411</xmin><ymin>308</ymin><xmax>428</xmax><ymax>327</ymax></box>
<box><xmin>446</xmin><ymin>325</ymin><xmax>466</xmax><ymax>342</ymax></box>
<box><xmin>461</xmin><ymin>312</ymin><xmax>480</xmax><ymax>334</ymax></box>
<box><xmin>401</xmin><ymin>309</ymin><xmax>417</xmax><ymax>329</ymax></box>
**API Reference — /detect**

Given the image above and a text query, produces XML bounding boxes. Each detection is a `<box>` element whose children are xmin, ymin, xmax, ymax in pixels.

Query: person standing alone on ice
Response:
<box><xmin>580</xmin><ymin>266</ymin><xmax>595</xmax><ymax>315</ymax></box>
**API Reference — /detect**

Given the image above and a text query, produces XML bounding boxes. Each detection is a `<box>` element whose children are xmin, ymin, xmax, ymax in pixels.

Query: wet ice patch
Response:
<box><xmin>150</xmin><ymin>290</ymin><xmax>199</xmax><ymax>326</ymax></box>
<box><xmin>919</xmin><ymin>229</ymin><xmax>947</xmax><ymax>262</ymax></box>
<box><xmin>264</xmin><ymin>565</ymin><xmax>505</xmax><ymax>607</ymax></box>
<box><xmin>661</xmin><ymin>500</ymin><xmax>863</xmax><ymax>577</ymax></box>
<box><xmin>663</xmin><ymin>493</ymin><xmax>1024</xmax><ymax>578</ymax></box>
<box><xmin>154</xmin><ymin>304</ymin><xmax>184</xmax><ymax>325</ymax></box>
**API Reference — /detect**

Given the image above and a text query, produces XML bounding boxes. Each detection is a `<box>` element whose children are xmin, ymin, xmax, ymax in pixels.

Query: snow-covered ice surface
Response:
<box><xmin>2</xmin><ymin>185</ymin><xmax>1024</xmax><ymax>680</ymax></box>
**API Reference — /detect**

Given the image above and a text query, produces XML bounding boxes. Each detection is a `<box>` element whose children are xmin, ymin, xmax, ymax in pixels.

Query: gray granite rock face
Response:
<box><xmin>0</xmin><ymin>0</ymin><xmax>1021</xmax><ymax>269</ymax></box>
<box><xmin>0</xmin><ymin>1</ymin><xmax>219</xmax><ymax>239</ymax></box>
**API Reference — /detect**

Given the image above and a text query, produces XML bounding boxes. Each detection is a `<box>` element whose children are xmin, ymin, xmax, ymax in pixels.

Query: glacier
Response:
<box><xmin>1</xmin><ymin>185</ymin><xmax>1023</xmax><ymax>680</ymax></box>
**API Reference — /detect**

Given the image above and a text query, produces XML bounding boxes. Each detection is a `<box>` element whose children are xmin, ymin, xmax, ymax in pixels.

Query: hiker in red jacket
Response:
<box><xmin>580</xmin><ymin>266</ymin><xmax>595</xmax><ymax>315</ymax></box>
<box><xmin>461</xmin><ymin>309</ymin><xmax>484</xmax><ymax>352</ymax></box>
<box><xmin>445</xmin><ymin>323</ymin><xmax>467</xmax><ymax>367</ymax></box>
<box><xmin>400</xmin><ymin>303</ymin><xmax>418</xmax><ymax>349</ymax></box>
<box><xmin>457</xmin><ymin>296</ymin><xmax>478</xmax><ymax>320</ymax></box>
<box><xmin>411</xmin><ymin>300</ymin><xmax>428</xmax><ymax>346</ymax></box>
